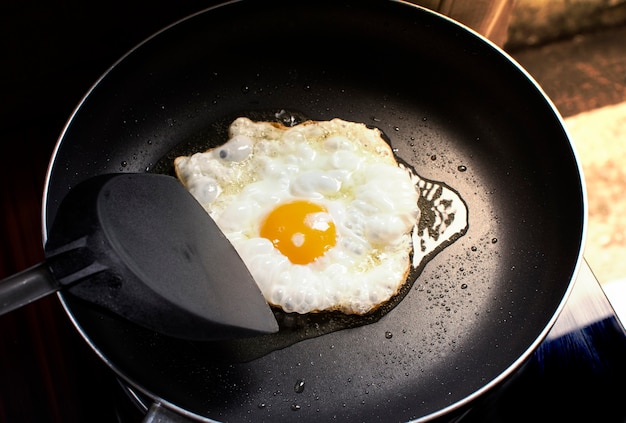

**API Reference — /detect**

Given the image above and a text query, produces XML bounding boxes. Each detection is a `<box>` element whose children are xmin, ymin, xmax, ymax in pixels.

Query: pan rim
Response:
<box><xmin>41</xmin><ymin>1</ymin><xmax>587</xmax><ymax>421</ymax></box>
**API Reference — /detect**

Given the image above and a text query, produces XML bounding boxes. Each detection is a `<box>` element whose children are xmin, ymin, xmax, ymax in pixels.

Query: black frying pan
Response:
<box><xmin>43</xmin><ymin>0</ymin><xmax>585</xmax><ymax>421</ymax></box>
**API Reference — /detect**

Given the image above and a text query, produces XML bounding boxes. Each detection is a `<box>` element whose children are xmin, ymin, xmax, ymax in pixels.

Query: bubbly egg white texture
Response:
<box><xmin>174</xmin><ymin>117</ymin><xmax>420</xmax><ymax>315</ymax></box>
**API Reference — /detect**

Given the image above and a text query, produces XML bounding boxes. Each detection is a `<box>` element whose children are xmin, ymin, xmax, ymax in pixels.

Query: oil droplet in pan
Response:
<box><xmin>294</xmin><ymin>379</ymin><xmax>305</xmax><ymax>393</ymax></box>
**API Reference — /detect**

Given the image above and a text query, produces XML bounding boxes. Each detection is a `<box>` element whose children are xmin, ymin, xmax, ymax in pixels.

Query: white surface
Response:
<box><xmin>565</xmin><ymin>102</ymin><xmax>626</xmax><ymax>286</ymax></box>
<box><xmin>601</xmin><ymin>278</ymin><xmax>626</xmax><ymax>331</ymax></box>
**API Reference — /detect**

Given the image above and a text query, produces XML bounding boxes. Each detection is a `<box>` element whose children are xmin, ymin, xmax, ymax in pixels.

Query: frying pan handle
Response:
<box><xmin>143</xmin><ymin>403</ymin><xmax>197</xmax><ymax>423</ymax></box>
<box><xmin>0</xmin><ymin>262</ymin><xmax>60</xmax><ymax>315</ymax></box>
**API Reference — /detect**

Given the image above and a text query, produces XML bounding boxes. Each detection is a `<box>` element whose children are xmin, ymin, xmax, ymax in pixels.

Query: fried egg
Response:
<box><xmin>174</xmin><ymin>117</ymin><xmax>420</xmax><ymax>315</ymax></box>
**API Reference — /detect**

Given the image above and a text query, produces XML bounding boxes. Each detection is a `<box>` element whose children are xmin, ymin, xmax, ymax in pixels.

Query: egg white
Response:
<box><xmin>175</xmin><ymin>117</ymin><xmax>420</xmax><ymax>314</ymax></box>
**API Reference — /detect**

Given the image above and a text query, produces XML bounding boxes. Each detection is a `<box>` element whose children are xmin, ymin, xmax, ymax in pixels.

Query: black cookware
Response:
<box><xmin>41</xmin><ymin>1</ymin><xmax>585</xmax><ymax>421</ymax></box>
<box><xmin>0</xmin><ymin>173</ymin><xmax>278</xmax><ymax>340</ymax></box>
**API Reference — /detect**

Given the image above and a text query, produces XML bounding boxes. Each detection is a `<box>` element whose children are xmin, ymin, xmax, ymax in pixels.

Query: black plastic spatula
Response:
<box><xmin>0</xmin><ymin>173</ymin><xmax>278</xmax><ymax>340</ymax></box>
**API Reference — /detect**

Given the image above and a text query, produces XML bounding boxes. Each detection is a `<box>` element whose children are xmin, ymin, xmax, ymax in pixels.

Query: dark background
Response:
<box><xmin>0</xmin><ymin>2</ymin><xmax>221</xmax><ymax>422</ymax></box>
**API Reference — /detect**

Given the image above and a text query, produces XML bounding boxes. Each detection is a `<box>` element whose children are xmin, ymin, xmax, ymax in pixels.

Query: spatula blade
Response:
<box><xmin>45</xmin><ymin>173</ymin><xmax>278</xmax><ymax>340</ymax></box>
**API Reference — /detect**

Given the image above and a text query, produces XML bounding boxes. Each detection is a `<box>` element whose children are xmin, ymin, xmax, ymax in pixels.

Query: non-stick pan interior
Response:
<box><xmin>44</xmin><ymin>1</ymin><xmax>584</xmax><ymax>421</ymax></box>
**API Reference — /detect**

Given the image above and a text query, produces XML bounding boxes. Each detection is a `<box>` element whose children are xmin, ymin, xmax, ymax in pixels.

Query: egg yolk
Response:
<box><xmin>260</xmin><ymin>200</ymin><xmax>336</xmax><ymax>264</ymax></box>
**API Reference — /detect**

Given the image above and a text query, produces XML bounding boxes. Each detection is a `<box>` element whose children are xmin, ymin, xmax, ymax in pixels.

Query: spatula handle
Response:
<box><xmin>0</xmin><ymin>263</ymin><xmax>60</xmax><ymax>315</ymax></box>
